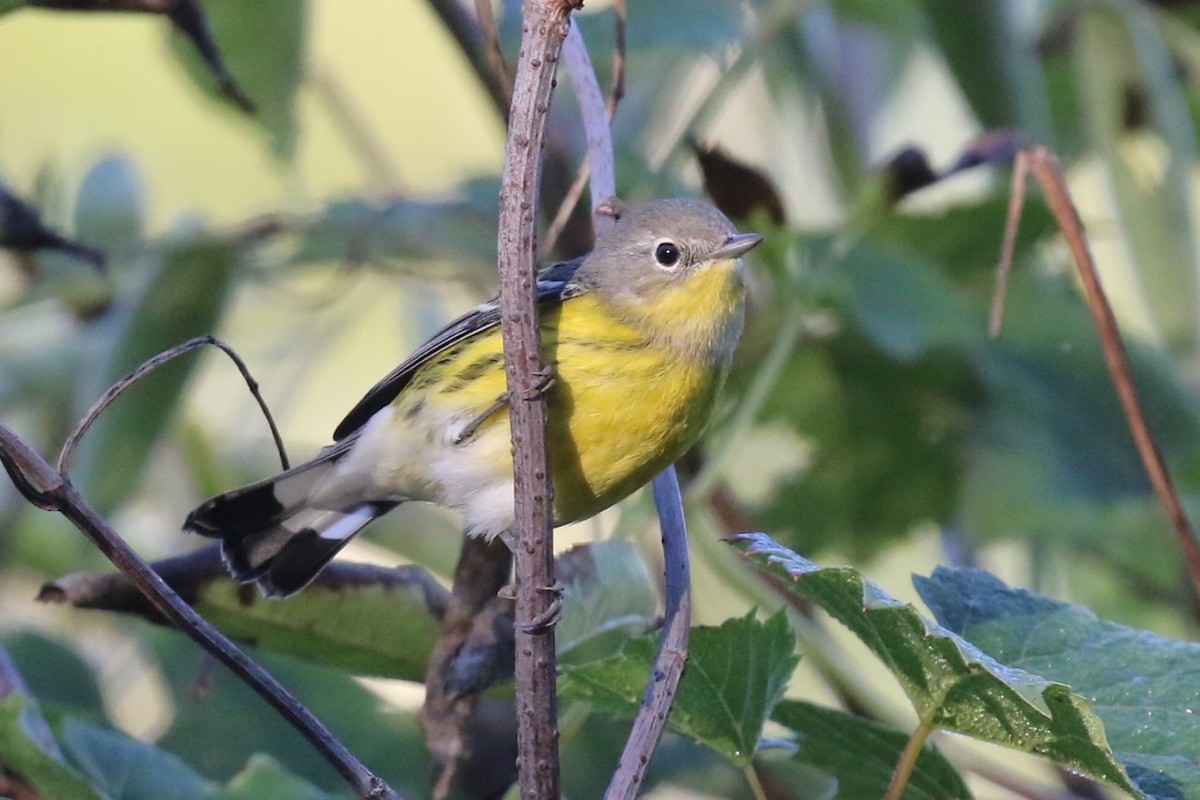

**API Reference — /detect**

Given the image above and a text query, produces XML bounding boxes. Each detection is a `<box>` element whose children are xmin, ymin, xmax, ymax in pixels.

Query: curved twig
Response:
<box><xmin>57</xmin><ymin>335</ymin><xmax>289</xmax><ymax>477</ymax></box>
<box><xmin>561</xmin><ymin>15</ymin><xmax>696</xmax><ymax>800</ymax></box>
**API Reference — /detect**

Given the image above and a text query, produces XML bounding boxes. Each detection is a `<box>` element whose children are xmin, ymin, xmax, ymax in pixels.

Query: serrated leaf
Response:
<box><xmin>737</xmin><ymin>533</ymin><xmax>1141</xmax><ymax>796</ymax></box>
<box><xmin>773</xmin><ymin>700</ymin><xmax>972</xmax><ymax>800</ymax></box>
<box><xmin>917</xmin><ymin>567</ymin><xmax>1200</xmax><ymax>799</ymax></box>
<box><xmin>0</xmin><ymin>696</ymin><xmax>103</xmax><ymax>800</ymax></box>
<box><xmin>561</xmin><ymin>611</ymin><xmax>798</xmax><ymax>766</ymax></box>
<box><xmin>214</xmin><ymin>754</ymin><xmax>337</xmax><ymax>800</ymax></box>
<box><xmin>62</xmin><ymin>719</ymin><xmax>213</xmax><ymax>800</ymax></box>
<box><xmin>557</xmin><ymin>540</ymin><xmax>657</xmax><ymax>663</ymax></box>
<box><xmin>73</xmin><ymin>233</ymin><xmax>239</xmax><ymax>513</ymax></box>
<box><xmin>168</xmin><ymin>0</ymin><xmax>307</xmax><ymax>160</ymax></box>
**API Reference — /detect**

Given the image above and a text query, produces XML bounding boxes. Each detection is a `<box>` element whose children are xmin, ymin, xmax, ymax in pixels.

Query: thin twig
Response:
<box><xmin>1008</xmin><ymin>147</ymin><xmax>1200</xmax><ymax>597</ymax></box>
<box><xmin>541</xmin><ymin>157</ymin><xmax>594</xmax><ymax>254</ymax></box>
<box><xmin>542</xmin><ymin>20</ymin><xmax>622</xmax><ymax>254</ymax></box>
<box><xmin>884</xmin><ymin>714</ymin><xmax>935</xmax><ymax>800</ymax></box>
<box><xmin>424</xmin><ymin>0</ymin><xmax>510</xmax><ymax>119</ymax></box>
<box><xmin>496</xmin><ymin>1</ymin><xmax>578</xmax><ymax>797</ymax></box>
<box><xmin>474</xmin><ymin>0</ymin><xmax>514</xmax><ymax>103</ymax></box>
<box><xmin>609</xmin><ymin>0</ymin><xmax>627</xmax><ymax>116</ymax></box>
<box><xmin>605</xmin><ymin>469</ymin><xmax>692</xmax><ymax>800</ymax></box>
<box><xmin>57</xmin><ymin>335</ymin><xmax>289</xmax><ymax>476</ymax></box>
<box><xmin>989</xmin><ymin>149</ymin><xmax>1030</xmax><ymax>338</ymax></box>
<box><xmin>0</xmin><ymin>426</ymin><xmax>399</xmax><ymax>800</ymax></box>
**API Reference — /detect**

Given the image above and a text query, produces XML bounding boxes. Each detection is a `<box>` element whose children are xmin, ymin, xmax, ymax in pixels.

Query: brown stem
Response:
<box><xmin>1006</xmin><ymin>147</ymin><xmax>1200</xmax><ymax>598</ymax></box>
<box><xmin>989</xmin><ymin>149</ymin><xmax>1029</xmax><ymax>338</ymax></box>
<box><xmin>422</xmin><ymin>537</ymin><xmax>515</xmax><ymax>799</ymax></box>
<box><xmin>496</xmin><ymin>2</ymin><xmax>579</xmax><ymax>797</ymax></box>
<box><xmin>884</xmin><ymin>714</ymin><xmax>935</xmax><ymax>800</ymax></box>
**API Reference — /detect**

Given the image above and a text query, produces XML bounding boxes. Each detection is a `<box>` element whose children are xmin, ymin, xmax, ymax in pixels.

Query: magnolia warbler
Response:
<box><xmin>185</xmin><ymin>198</ymin><xmax>764</xmax><ymax>596</ymax></box>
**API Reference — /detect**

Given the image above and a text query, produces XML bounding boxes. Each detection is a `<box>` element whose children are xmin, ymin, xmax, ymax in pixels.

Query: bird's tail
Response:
<box><xmin>184</xmin><ymin>454</ymin><xmax>397</xmax><ymax>597</ymax></box>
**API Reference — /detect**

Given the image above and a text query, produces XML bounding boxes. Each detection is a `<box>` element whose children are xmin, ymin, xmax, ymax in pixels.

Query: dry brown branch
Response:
<box><xmin>994</xmin><ymin>146</ymin><xmax>1200</xmax><ymax>598</ymax></box>
<box><xmin>421</xmin><ymin>537</ymin><xmax>515</xmax><ymax>799</ymax></box>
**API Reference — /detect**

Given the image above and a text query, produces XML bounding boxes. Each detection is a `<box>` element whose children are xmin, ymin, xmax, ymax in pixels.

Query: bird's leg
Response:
<box><xmin>522</xmin><ymin>363</ymin><xmax>557</xmax><ymax>401</ymax></box>
<box><xmin>498</xmin><ymin>580</ymin><xmax>565</xmax><ymax>634</ymax></box>
<box><xmin>517</xmin><ymin>581</ymin><xmax>565</xmax><ymax>634</ymax></box>
<box><xmin>452</xmin><ymin>392</ymin><xmax>510</xmax><ymax>445</ymax></box>
<box><xmin>451</xmin><ymin>365</ymin><xmax>555</xmax><ymax>446</ymax></box>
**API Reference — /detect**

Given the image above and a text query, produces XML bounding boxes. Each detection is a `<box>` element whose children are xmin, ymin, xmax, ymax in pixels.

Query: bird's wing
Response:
<box><xmin>332</xmin><ymin>257</ymin><xmax>587</xmax><ymax>441</ymax></box>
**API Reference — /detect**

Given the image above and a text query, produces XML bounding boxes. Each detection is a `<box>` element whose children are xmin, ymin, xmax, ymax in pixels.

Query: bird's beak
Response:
<box><xmin>710</xmin><ymin>232</ymin><xmax>765</xmax><ymax>261</ymax></box>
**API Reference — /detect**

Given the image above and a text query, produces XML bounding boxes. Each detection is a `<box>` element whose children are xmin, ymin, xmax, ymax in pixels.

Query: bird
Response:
<box><xmin>184</xmin><ymin>198</ymin><xmax>764</xmax><ymax>597</ymax></box>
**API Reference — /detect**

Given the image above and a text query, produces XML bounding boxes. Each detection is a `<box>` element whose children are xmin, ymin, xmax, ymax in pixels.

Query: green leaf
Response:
<box><xmin>193</xmin><ymin>564</ymin><xmax>446</xmax><ymax>681</ymax></box>
<box><xmin>62</xmin><ymin>721</ymin><xmax>214</xmax><ymax>800</ymax></box>
<box><xmin>2</xmin><ymin>631</ymin><xmax>104</xmax><ymax>717</ymax></box>
<box><xmin>148</xmin><ymin>631</ymin><xmax>431</xmax><ymax>795</ymax></box>
<box><xmin>920</xmin><ymin>1</ymin><xmax>1049</xmax><ymax>135</ymax></box>
<box><xmin>0</xmin><ymin>696</ymin><xmax>103</xmax><ymax>800</ymax></box>
<box><xmin>743</xmin><ymin>335</ymin><xmax>978</xmax><ymax>557</ymax></box>
<box><xmin>737</xmin><ymin>533</ymin><xmax>1141</xmax><ymax>796</ymax></box>
<box><xmin>168</xmin><ymin>0</ymin><xmax>307</xmax><ymax>160</ymax></box>
<box><xmin>868</xmin><ymin>197</ymin><xmax>1056</xmax><ymax>285</ymax></box>
<box><xmin>557</xmin><ymin>540</ymin><xmax>658</xmax><ymax>663</ymax></box>
<box><xmin>839</xmin><ymin>240</ymin><xmax>981</xmax><ymax>360</ymax></box>
<box><xmin>42</xmin><ymin>548</ymin><xmax>448</xmax><ymax>682</ymax></box>
<box><xmin>561</xmin><ymin>611</ymin><xmax>798</xmax><ymax>766</ymax></box>
<box><xmin>0</xmin><ymin>0</ymin><xmax>26</xmax><ymax>15</ymax></box>
<box><xmin>73</xmin><ymin>233</ymin><xmax>239</xmax><ymax>513</ymax></box>
<box><xmin>917</xmin><ymin>567</ymin><xmax>1200</xmax><ymax>800</ymax></box>
<box><xmin>214</xmin><ymin>754</ymin><xmax>338</xmax><ymax>800</ymax></box>
<box><xmin>773</xmin><ymin>700</ymin><xmax>971</xmax><ymax>800</ymax></box>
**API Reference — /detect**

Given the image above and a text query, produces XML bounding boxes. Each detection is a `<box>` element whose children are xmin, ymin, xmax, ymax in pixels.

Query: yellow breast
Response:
<box><xmin>395</xmin><ymin>260</ymin><xmax>742</xmax><ymax>529</ymax></box>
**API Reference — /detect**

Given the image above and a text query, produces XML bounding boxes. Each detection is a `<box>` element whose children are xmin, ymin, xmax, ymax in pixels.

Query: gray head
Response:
<box><xmin>574</xmin><ymin>198</ymin><xmax>764</xmax><ymax>304</ymax></box>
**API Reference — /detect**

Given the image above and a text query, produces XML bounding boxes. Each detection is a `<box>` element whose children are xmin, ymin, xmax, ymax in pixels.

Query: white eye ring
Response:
<box><xmin>654</xmin><ymin>239</ymin><xmax>682</xmax><ymax>269</ymax></box>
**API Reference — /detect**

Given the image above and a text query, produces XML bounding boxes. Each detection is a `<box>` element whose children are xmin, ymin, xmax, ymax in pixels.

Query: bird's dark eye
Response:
<box><xmin>655</xmin><ymin>241</ymin><xmax>681</xmax><ymax>267</ymax></box>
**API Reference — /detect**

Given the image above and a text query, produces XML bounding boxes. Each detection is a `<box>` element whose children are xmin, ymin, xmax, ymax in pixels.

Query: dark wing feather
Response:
<box><xmin>332</xmin><ymin>257</ymin><xmax>587</xmax><ymax>441</ymax></box>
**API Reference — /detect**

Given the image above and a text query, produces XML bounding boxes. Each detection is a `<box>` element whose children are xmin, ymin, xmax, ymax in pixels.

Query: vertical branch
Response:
<box><xmin>496</xmin><ymin>1</ymin><xmax>578</xmax><ymax>797</ymax></box>
<box><xmin>563</xmin><ymin>19</ymin><xmax>695</xmax><ymax>797</ymax></box>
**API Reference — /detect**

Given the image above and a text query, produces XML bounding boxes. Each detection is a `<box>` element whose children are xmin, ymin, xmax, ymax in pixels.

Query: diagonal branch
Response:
<box><xmin>994</xmin><ymin>146</ymin><xmax>1200</xmax><ymax>598</ymax></box>
<box><xmin>0</xmin><ymin>425</ymin><xmax>400</xmax><ymax>800</ymax></box>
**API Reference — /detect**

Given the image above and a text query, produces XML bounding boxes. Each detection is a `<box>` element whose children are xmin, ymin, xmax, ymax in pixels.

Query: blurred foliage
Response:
<box><xmin>4</xmin><ymin>1</ymin><xmax>1200</xmax><ymax>798</ymax></box>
